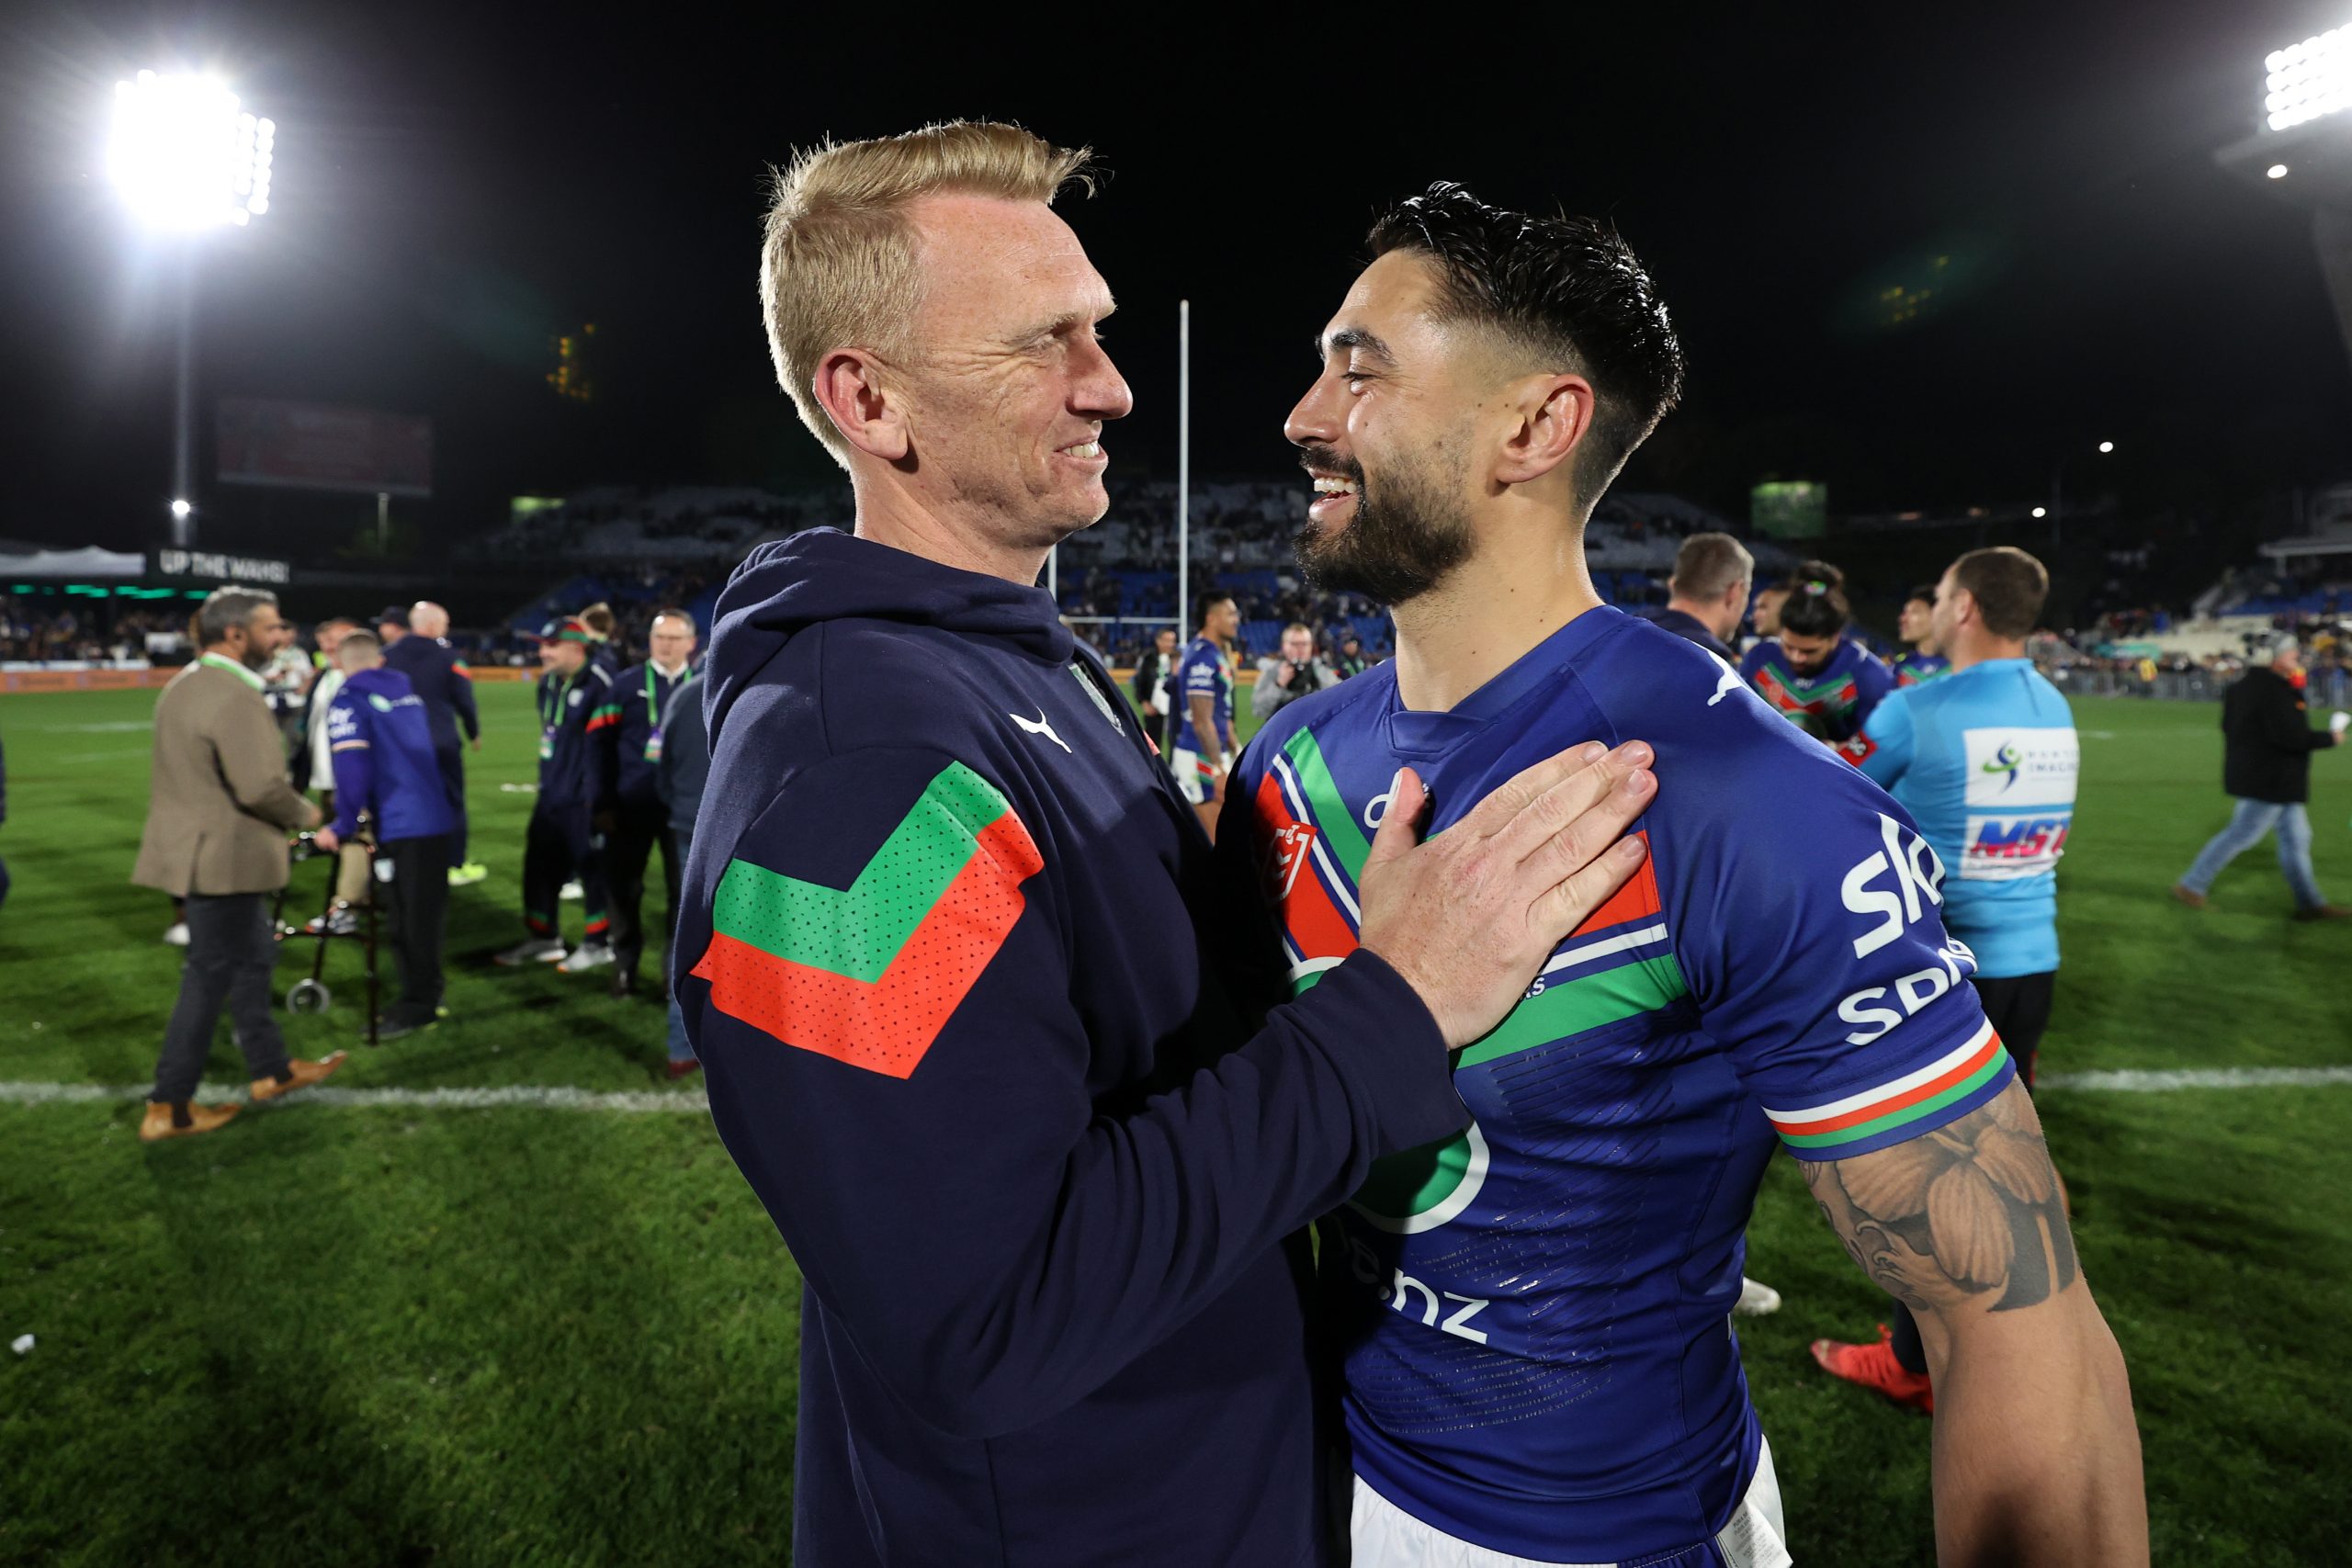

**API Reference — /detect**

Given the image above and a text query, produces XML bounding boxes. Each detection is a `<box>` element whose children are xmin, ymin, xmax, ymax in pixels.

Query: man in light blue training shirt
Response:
<box><xmin>1817</xmin><ymin>545</ymin><xmax>2079</xmax><ymax>1412</ymax></box>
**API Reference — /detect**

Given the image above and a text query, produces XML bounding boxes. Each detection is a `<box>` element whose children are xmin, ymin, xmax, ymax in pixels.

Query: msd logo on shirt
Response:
<box><xmin>1962</xmin><ymin>727</ymin><xmax>2079</xmax><ymax>881</ymax></box>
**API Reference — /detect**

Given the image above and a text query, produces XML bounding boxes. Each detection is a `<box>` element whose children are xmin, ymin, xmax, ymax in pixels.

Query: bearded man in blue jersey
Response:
<box><xmin>1815</xmin><ymin>546</ymin><xmax>2079</xmax><ymax>1414</ymax></box>
<box><xmin>1246</xmin><ymin>183</ymin><xmax>2144</xmax><ymax>1566</ymax></box>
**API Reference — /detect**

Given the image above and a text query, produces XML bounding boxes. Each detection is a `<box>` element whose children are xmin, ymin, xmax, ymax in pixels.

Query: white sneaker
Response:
<box><xmin>162</xmin><ymin>922</ymin><xmax>190</xmax><ymax>947</ymax></box>
<box><xmin>1736</xmin><ymin>1276</ymin><xmax>1783</xmax><ymax>1317</ymax></box>
<box><xmin>493</xmin><ymin>937</ymin><xmax>568</xmax><ymax>967</ymax></box>
<box><xmin>557</xmin><ymin>941</ymin><xmax>615</xmax><ymax>974</ymax></box>
<box><xmin>560</xmin><ymin>880</ymin><xmax>584</xmax><ymax>902</ymax></box>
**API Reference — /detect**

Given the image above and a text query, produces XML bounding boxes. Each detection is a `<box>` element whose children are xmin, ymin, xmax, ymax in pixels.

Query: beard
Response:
<box><xmin>1292</xmin><ymin>440</ymin><xmax>1474</xmax><ymax>607</ymax></box>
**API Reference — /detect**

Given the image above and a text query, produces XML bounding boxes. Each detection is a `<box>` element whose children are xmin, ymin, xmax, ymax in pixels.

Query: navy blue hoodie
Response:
<box><xmin>675</xmin><ymin>529</ymin><xmax>1466</xmax><ymax>1568</ymax></box>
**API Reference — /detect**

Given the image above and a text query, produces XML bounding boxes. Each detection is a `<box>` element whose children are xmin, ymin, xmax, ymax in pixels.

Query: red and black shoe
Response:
<box><xmin>1808</xmin><ymin>1324</ymin><xmax>1934</xmax><ymax>1415</ymax></box>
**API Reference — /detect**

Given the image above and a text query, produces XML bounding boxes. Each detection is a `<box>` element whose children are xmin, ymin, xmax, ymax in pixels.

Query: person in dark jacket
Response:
<box><xmin>1128</xmin><ymin>625</ymin><xmax>1180</xmax><ymax>750</ymax></box>
<box><xmin>383</xmin><ymin>601</ymin><xmax>484</xmax><ymax>886</ymax></box>
<box><xmin>1640</xmin><ymin>531</ymin><xmax>1752</xmax><ymax>665</ymax></box>
<box><xmin>652</xmin><ymin>669</ymin><xmax>708</xmax><ymax>1077</ymax></box>
<box><xmin>493</xmin><ymin>617</ymin><xmax>619</xmax><ymax>969</ymax></box>
<box><xmin>682</xmin><ymin>122</ymin><xmax>1654</xmax><ymax>1568</ymax></box>
<box><xmin>318</xmin><ymin>632</ymin><xmax>458</xmax><ymax>1037</ymax></box>
<box><xmin>2176</xmin><ymin>636</ymin><xmax>2348</xmax><ymax>918</ymax></box>
<box><xmin>603</xmin><ymin>607</ymin><xmax>696</xmax><ymax>998</ymax></box>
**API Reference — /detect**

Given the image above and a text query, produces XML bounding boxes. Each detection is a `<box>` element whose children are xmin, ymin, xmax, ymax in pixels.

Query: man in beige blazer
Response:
<box><xmin>133</xmin><ymin>586</ymin><xmax>348</xmax><ymax>1141</ymax></box>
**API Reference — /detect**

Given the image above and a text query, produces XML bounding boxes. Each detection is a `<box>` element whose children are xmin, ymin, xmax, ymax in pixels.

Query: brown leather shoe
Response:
<box><xmin>2293</xmin><ymin>904</ymin><xmax>2352</xmax><ymax>922</ymax></box>
<box><xmin>250</xmin><ymin>1051</ymin><xmax>350</xmax><ymax>1102</ymax></box>
<box><xmin>140</xmin><ymin>1100</ymin><xmax>242</xmax><ymax>1142</ymax></box>
<box><xmin>2170</xmin><ymin>884</ymin><xmax>2207</xmax><ymax>910</ymax></box>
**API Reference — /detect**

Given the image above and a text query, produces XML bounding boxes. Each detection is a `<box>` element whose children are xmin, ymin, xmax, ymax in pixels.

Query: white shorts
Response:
<box><xmin>1170</xmin><ymin>747</ymin><xmax>1220</xmax><ymax>806</ymax></box>
<box><xmin>1351</xmin><ymin>1436</ymin><xmax>1791</xmax><ymax>1568</ymax></box>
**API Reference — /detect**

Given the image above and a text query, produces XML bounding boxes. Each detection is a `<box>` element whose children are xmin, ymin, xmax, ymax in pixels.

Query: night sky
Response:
<box><xmin>6</xmin><ymin>0</ymin><xmax>2352</xmax><ymax>560</ymax></box>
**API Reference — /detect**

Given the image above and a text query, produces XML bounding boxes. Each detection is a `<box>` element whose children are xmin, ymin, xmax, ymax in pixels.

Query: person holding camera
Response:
<box><xmin>1249</xmin><ymin>621</ymin><xmax>1339</xmax><ymax>726</ymax></box>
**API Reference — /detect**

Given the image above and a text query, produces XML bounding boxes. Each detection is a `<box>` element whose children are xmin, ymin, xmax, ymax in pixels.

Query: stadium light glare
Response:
<box><xmin>2270</xmin><ymin>163</ymin><xmax>2291</xmax><ymax>178</ymax></box>
<box><xmin>2031</xmin><ymin>505</ymin><xmax>2049</xmax><ymax>518</ymax></box>
<box><xmin>2264</xmin><ymin>25</ymin><xmax>2352</xmax><ymax>131</ymax></box>
<box><xmin>169</xmin><ymin>498</ymin><xmax>192</xmax><ymax>519</ymax></box>
<box><xmin>107</xmin><ymin>70</ymin><xmax>276</xmax><ymax>231</ymax></box>
<box><xmin>2098</xmin><ymin>440</ymin><xmax>2116</xmax><ymax>453</ymax></box>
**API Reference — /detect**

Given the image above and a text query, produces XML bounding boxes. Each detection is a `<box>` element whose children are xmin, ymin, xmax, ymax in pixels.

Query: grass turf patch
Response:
<box><xmin>1</xmin><ymin>684</ymin><xmax>2348</xmax><ymax>1564</ymax></box>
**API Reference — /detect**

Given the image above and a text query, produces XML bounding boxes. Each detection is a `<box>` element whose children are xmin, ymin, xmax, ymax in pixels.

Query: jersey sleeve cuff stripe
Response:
<box><xmin>1764</xmin><ymin>1018</ymin><xmax>1999</xmax><ymax>1128</ymax></box>
<box><xmin>1776</xmin><ymin>1053</ymin><xmax>2015</xmax><ymax>1160</ymax></box>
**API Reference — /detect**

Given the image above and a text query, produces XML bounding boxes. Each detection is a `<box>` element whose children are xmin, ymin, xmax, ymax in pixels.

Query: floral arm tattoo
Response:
<box><xmin>1804</xmin><ymin>1081</ymin><xmax>2078</xmax><ymax>1314</ymax></box>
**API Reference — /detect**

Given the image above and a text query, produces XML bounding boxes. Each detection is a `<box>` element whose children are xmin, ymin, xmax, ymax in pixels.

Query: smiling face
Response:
<box><xmin>888</xmin><ymin>193</ymin><xmax>1132</xmax><ymax>549</ymax></box>
<box><xmin>1283</xmin><ymin>251</ymin><xmax>1484</xmax><ymax>606</ymax></box>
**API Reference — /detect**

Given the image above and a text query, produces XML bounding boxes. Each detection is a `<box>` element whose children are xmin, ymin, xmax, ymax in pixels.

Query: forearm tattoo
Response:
<box><xmin>1804</xmin><ymin>1083</ymin><xmax>2078</xmax><ymax>1314</ymax></box>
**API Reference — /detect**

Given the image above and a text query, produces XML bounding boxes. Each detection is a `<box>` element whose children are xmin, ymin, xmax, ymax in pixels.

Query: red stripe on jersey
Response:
<box><xmin>1567</xmin><ymin>832</ymin><xmax>1659</xmax><ymax>937</ymax></box>
<box><xmin>1254</xmin><ymin>770</ymin><xmax>1359</xmax><ymax>964</ymax></box>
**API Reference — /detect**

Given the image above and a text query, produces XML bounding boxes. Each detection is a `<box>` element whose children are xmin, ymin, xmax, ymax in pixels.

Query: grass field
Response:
<box><xmin>3</xmin><ymin>682</ymin><xmax>2349</xmax><ymax>1565</ymax></box>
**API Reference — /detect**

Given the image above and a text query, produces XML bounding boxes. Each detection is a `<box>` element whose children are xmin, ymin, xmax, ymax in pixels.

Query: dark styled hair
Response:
<box><xmin>1776</xmin><ymin>559</ymin><xmax>1850</xmax><ymax>639</ymax></box>
<box><xmin>1950</xmin><ymin>547</ymin><xmax>2049</xmax><ymax>639</ymax></box>
<box><xmin>1366</xmin><ymin>182</ymin><xmax>1685</xmax><ymax>501</ymax></box>
<box><xmin>1906</xmin><ymin>583</ymin><xmax>1939</xmax><ymax>608</ymax></box>
<box><xmin>1669</xmin><ymin>532</ymin><xmax>1755</xmax><ymax>602</ymax></box>
<box><xmin>1195</xmin><ymin>590</ymin><xmax>1235</xmax><ymax>630</ymax></box>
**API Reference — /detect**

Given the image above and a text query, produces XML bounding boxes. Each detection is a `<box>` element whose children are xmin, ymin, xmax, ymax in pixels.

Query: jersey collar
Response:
<box><xmin>1382</xmin><ymin>604</ymin><xmax>1626</xmax><ymax>759</ymax></box>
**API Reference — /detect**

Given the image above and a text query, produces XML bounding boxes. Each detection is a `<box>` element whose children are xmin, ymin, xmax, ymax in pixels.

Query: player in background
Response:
<box><xmin>1171</xmin><ymin>590</ymin><xmax>1240</xmax><ymax>839</ymax></box>
<box><xmin>1739</xmin><ymin>561</ymin><xmax>1893</xmax><ymax>744</ymax></box>
<box><xmin>1641</xmin><ymin>531</ymin><xmax>1751</xmax><ymax>664</ymax></box>
<box><xmin>1815</xmin><ymin>546</ymin><xmax>2080</xmax><ymax>1413</ymax></box>
<box><xmin>1261</xmin><ymin>182</ymin><xmax>2143</xmax><ymax>1567</ymax></box>
<box><xmin>1742</xmin><ymin>580</ymin><xmax>1789</xmax><ymax>655</ymax></box>
<box><xmin>1894</xmin><ymin>582</ymin><xmax>1952</xmax><ymax>687</ymax></box>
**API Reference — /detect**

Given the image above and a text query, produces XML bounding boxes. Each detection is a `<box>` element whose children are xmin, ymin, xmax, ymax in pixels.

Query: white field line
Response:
<box><xmin>0</xmin><ymin>1066</ymin><xmax>2347</xmax><ymax>1115</ymax></box>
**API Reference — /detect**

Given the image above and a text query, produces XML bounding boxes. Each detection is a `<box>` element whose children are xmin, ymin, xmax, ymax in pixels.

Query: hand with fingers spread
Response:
<box><xmin>1355</xmin><ymin>739</ymin><xmax>1656</xmax><ymax>1049</ymax></box>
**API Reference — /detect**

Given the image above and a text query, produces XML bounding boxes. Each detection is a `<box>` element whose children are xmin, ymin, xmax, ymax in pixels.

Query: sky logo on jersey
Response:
<box><xmin>689</xmin><ymin>761</ymin><xmax>1044</xmax><ymax>1079</ymax></box>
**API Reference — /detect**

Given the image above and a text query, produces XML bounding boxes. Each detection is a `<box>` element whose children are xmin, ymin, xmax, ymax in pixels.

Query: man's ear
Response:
<box><xmin>813</xmin><ymin>348</ymin><xmax>910</xmax><ymax>463</ymax></box>
<box><xmin>1493</xmin><ymin>373</ymin><xmax>1596</xmax><ymax>488</ymax></box>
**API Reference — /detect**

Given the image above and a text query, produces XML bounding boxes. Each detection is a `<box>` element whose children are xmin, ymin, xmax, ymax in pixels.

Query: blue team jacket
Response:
<box><xmin>675</xmin><ymin>527</ymin><xmax>1466</xmax><ymax>1568</ymax></box>
<box><xmin>326</xmin><ymin>667</ymin><xmax>457</xmax><ymax>843</ymax></box>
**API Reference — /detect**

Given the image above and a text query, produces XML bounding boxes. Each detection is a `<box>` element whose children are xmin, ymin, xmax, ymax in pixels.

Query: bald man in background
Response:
<box><xmin>383</xmin><ymin>600</ymin><xmax>486</xmax><ymax>886</ymax></box>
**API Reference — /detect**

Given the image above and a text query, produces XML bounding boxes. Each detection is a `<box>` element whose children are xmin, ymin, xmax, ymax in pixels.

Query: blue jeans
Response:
<box><xmin>2181</xmin><ymin>797</ymin><xmax>2327</xmax><ymax>909</ymax></box>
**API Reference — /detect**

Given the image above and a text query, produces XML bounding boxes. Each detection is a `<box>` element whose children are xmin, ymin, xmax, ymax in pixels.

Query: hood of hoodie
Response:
<box><xmin>703</xmin><ymin>527</ymin><xmax>1076</xmax><ymax>742</ymax></box>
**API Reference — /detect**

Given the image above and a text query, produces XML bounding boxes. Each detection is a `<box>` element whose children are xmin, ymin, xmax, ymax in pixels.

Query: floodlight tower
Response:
<box><xmin>2216</xmin><ymin>25</ymin><xmax>2352</xmax><ymax>389</ymax></box>
<box><xmin>107</xmin><ymin>70</ymin><xmax>276</xmax><ymax>548</ymax></box>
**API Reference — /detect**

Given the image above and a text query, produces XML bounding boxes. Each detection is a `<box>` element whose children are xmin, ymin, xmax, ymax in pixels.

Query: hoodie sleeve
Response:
<box><xmin>325</xmin><ymin>690</ymin><xmax>374</xmax><ymax>840</ymax></box>
<box><xmin>448</xmin><ymin>645</ymin><xmax>480</xmax><ymax>740</ymax></box>
<box><xmin>681</xmin><ymin>742</ymin><xmax>1464</xmax><ymax>1441</ymax></box>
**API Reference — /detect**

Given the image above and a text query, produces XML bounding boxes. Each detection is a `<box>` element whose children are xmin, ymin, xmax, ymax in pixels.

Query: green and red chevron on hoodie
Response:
<box><xmin>688</xmin><ymin>760</ymin><xmax>1046</xmax><ymax>1079</ymax></box>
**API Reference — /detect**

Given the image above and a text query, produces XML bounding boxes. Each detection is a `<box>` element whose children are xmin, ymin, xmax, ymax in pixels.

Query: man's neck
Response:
<box><xmin>1948</xmin><ymin>636</ymin><xmax>2025</xmax><ymax>675</ymax></box>
<box><xmin>853</xmin><ymin>472</ymin><xmax>1050</xmax><ymax>586</ymax></box>
<box><xmin>651</xmin><ymin>659</ymin><xmax>688</xmax><ymax>681</ymax></box>
<box><xmin>1391</xmin><ymin>518</ymin><xmax>1603</xmax><ymax>713</ymax></box>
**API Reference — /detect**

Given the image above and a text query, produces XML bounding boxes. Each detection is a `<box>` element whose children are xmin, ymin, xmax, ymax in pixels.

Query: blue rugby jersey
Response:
<box><xmin>1894</xmin><ymin>649</ymin><xmax>1951</xmax><ymax>688</ymax></box>
<box><xmin>1171</xmin><ymin>635</ymin><xmax>1236</xmax><ymax>756</ymax></box>
<box><xmin>1838</xmin><ymin>658</ymin><xmax>2078</xmax><ymax>977</ymax></box>
<box><xmin>1738</xmin><ymin>636</ymin><xmax>1893</xmax><ymax>743</ymax></box>
<box><xmin>1232</xmin><ymin>606</ymin><xmax>2012</xmax><ymax>1562</ymax></box>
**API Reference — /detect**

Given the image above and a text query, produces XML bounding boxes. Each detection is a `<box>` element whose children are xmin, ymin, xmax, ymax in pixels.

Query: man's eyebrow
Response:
<box><xmin>1020</xmin><ymin>301</ymin><xmax>1118</xmax><ymax>343</ymax></box>
<box><xmin>1319</xmin><ymin>326</ymin><xmax>1395</xmax><ymax>363</ymax></box>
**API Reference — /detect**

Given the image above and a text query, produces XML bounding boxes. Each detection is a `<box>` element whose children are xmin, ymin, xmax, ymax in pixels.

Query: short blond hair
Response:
<box><xmin>759</xmin><ymin>121</ymin><xmax>1096</xmax><ymax>468</ymax></box>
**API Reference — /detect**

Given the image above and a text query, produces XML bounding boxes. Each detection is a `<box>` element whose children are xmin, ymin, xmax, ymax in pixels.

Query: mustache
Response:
<box><xmin>1295</xmin><ymin>445</ymin><xmax>1364</xmax><ymax>486</ymax></box>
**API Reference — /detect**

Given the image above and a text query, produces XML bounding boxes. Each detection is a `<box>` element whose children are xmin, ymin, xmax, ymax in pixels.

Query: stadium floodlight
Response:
<box><xmin>2270</xmin><ymin>163</ymin><xmax>2291</xmax><ymax>178</ymax></box>
<box><xmin>2098</xmin><ymin>440</ymin><xmax>2116</xmax><ymax>453</ymax></box>
<box><xmin>107</xmin><ymin>71</ymin><xmax>274</xmax><ymax>230</ymax></box>
<box><xmin>2265</xmin><ymin>27</ymin><xmax>2352</xmax><ymax>132</ymax></box>
<box><xmin>169</xmin><ymin>498</ymin><xmax>191</xmax><ymax>519</ymax></box>
<box><xmin>2031</xmin><ymin>505</ymin><xmax>2048</xmax><ymax>518</ymax></box>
